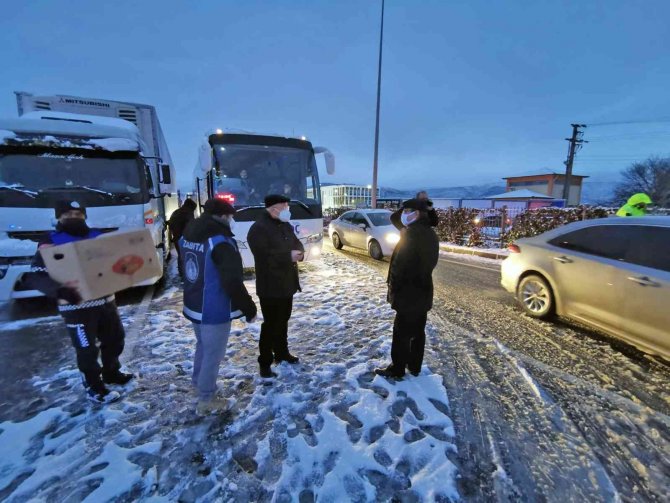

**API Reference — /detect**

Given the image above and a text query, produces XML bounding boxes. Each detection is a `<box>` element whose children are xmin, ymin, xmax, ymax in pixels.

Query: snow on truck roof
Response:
<box><xmin>0</xmin><ymin>112</ymin><xmax>143</xmax><ymax>152</ymax></box>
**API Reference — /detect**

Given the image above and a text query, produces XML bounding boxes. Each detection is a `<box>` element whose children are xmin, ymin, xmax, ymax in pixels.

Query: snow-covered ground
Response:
<box><xmin>0</xmin><ymin>253</ymin><xmax>459</xmax><ymax>501</ymax></box>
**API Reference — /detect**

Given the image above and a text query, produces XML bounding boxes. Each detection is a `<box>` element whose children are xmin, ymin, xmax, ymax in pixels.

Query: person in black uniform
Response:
<box><xmin>23</xmin><ymin>201</ymin><xmax>134</xmax><ymax>404</ymax></box>
<box><xmin>167</xmin><ymin>198</ymin><xmax>196</xmax><ymax>277</ymax></box>
<box><xmin>247</xmin><ymin>194</ymin><xmax>304</xmax><ymax>378</ymax></box>
<box><xmin>390</xmin><ymin>190</ymin><xmax>439</xmax><ymax>230</ymax></box>
<box><xmin>376</xmin><ymin>198</ymin><xmax>439</xmax><ymax>379</ymax></box>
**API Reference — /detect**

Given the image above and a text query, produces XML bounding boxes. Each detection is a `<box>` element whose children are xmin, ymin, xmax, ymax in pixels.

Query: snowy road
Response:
<box><xmin>0</xmin><ymin>245</ymin><xmax>668</xmax><ymax>502</ymax></box>
<box><xmin>330</xmin><ymin>242</ymin><xmax>670</xmax><ymax>501</ymax></box>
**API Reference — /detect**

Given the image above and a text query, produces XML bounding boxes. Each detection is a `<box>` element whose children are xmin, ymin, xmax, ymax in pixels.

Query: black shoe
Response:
<box><xmin>274</xmin><ymin>353</ymin><xmax>300</xmax><ymax>364</ymax></box>
<box><xmin>374</xmin><ymin>365</ymin><xmax>404</xmax><ymax>379</ymax></box>
<box><xmin>86</xmin><ymin>386</ymin><xmax>121</xmax><ymax>404</ymax></box>
<box><xmin>409</xmin><ymin>369</ymin><xmax>420</xmax><ymax>377</ymax></box>
<box><xmin>103</xmin><ymin>371</ymin><xmax>135</xmax><ymax>386</ymax></box>
<box><xmin>260</xmin><ymin>366</ymin><xmax>278</xmax><ymax>378</ymax></box>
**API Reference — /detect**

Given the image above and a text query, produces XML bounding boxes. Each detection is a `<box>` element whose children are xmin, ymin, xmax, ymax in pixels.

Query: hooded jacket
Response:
<box><xmin>180</xmin><ymin>214</ymin><xmax>256</xmax><ymax>324</ymax></box>
<box><xmin>616</xmin><ymin>193</ymin><xmax>652</xmax><ymax>217</ymax></box>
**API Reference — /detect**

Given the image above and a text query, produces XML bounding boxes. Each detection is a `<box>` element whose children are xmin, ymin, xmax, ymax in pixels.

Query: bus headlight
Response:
<box><xmin>385</xmin><ymin>233</ymin><xmax>400</xmax><ymax>245</ymax></box>
<box><xmin>304</xmin><ymin>233</ymin><xmax>323</xmax><ymax>244</ymax></box>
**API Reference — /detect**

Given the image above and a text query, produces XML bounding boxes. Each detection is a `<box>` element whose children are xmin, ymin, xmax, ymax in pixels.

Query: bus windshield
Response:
<box><xmin>211</xmin><ymin>143</ymin><xmax>320</xmax><ymax>207</ymax></box>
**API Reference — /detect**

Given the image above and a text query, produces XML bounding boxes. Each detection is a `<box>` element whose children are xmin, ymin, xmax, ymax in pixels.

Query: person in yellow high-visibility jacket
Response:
<box><xmin>616</xmin><ymin>193</ymin><xmax>652</xmax><ymax>216</ymax></box>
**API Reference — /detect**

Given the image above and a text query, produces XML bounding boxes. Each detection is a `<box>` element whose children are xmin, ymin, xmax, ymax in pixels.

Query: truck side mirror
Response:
<box><xmin>161</xmin><ymin>164</ymin><xmax>172</xmax><ymax>185</ymax></box>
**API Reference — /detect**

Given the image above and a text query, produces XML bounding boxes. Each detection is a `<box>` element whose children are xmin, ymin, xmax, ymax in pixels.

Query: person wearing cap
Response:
<box><xmin>390</xmin><ymin>190</ymin><xmax>439</xmax><ymax>230</ymax></box>
<box><xmin>376</xmin><ymin>198</ymin><xmax>439</xmax><ymax>379</ymax></box>
<box><xmin>616</xmin><ymin>193</ymin><xmax>653</xmax><ymax>217</ymax></box>
<box><xmin>247</xmin><ymin>194</ymin><xmax>305</xmax><ymax>378</ymax></box>
<box><xmin>180</xmin><ymin>198</ymin><xmax>257</xmax><ymax>415</ymax></box>
<box><xmin>22</xmin><ymin>201</ymin><xmax>134</xmax><ymax>404</ymax></box>
<box><xmin>167</xmin><ymin>198</ymin><xmax>197</xmax><ymax>277</ymax></box>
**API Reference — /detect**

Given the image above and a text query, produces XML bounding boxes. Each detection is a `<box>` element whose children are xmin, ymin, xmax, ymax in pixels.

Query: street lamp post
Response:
<box><xmin>371</xmin><ymin>0</ymin><xmax>385</xmax><ymax>209</ymax></box>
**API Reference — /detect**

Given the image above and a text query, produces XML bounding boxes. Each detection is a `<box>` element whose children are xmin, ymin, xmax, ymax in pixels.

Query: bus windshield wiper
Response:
<box><xmin>41</xmin><ymin>185</ymin><xmax>113</xmax><ymax>196</ymax></box>
<box><xmin>290</xmin><ymin>199</ymin><xmax>313</xmax><ymax>215</ymax></box>
<box><xmin>0</xmin><ymin>184</ymin><xmax>38</xmax><ymax>198</ymax></box>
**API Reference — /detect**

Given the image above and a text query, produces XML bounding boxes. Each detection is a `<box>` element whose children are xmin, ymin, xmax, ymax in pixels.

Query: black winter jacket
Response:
<box><xmin>168</xmin><ymin>206</ymin><xmax>195</xmax><ymax>242</ymax></box>
<box><xmin>387</xmin><ymin>218</ymin><xmax>439</xmax><ymax>313</ymax></box>
<box><xmin>247</xmin><ymin>211</ymin><xmax>304</xmax><ymax>298</ymax></box>
<box><xmin>182</xmin><ymin>214</ymin><xmax>256</xmax><ymax>319</ymax></box>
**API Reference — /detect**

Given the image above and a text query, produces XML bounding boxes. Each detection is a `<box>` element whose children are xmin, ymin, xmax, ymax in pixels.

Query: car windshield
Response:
<box><xmin>366</xmin><ymin>212</ymin><xmax>392</xmax><ymax>227</ymax></box>
<box><xmin>212</xmin><ymin>143</ymin><xmax>320</xmax><ymax>207</ymax></box>
<box><xmin>0</xmin><ymin>149</ymin><xmax>147</xmax><ymax>207</ymax></box>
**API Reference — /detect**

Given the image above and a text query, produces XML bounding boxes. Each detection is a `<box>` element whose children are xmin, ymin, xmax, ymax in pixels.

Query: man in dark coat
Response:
<box><xmin>180</xmin><ymin>198</ymin><xmax>257</xmax><ymax>414</ymax></box>
<box><xmin>23</xmin><ymin>201</ymin><xmax>134</xmax><ymax>404</ymax></box>
<box><xmin>391</xmin><ymin>190</ymin><xmax>439</xmax><ymax>230</ymax></box>
<box><xmin>168</xmin><ymin>198</ymin><xmax>196</xmax><ymax>276</ymax></box>
<box><xmin>376</xmin><ymin>198</ymin><xmax>439</xmax><ymax>379</ymax></box>
<box><xmin>247</xmin><ymin>194</ymin><xmax>305</xmax><ymax>378</ymax></box>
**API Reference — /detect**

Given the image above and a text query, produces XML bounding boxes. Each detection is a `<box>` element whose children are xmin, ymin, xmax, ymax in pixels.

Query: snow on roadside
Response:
<box><xmin>0</xmin><ymin>251</ymin><xmax>459</xmax><ymax>502</ymax></box>
<box><xmin>440</xmin><ymin>250</ymin><xmax>502</xmax><ymax>267</ymax></box>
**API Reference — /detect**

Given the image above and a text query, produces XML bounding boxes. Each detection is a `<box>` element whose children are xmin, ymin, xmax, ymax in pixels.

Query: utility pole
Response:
<box><xmin>371</xmin><ymin>0</ymin><xmax>385</xmax><ymax>209</ymax></box>
<box><xmin>563</xmin><ymin>123</ymin><xmax>587</xmax><ymax>204</ymax></box>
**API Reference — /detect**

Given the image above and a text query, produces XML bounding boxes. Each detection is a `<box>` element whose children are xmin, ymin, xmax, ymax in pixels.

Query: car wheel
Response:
<box><xmin>369</xmin><ymin>239</ymin><xmax>383</xmax><ymax>260</ymax></box>
<box><xmin>517</xmin><ymin>274</ymin><xmax>555</xmax><ymax>319</ymax></box>
<box><xmin>332</xmin><ymin>232</ymin><xmax>343</xmax><ymax>249</ymax></box>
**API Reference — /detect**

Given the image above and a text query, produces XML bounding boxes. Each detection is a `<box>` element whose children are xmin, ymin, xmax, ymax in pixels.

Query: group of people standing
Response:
<box><xmin>26</xmin><ymin>190</ymin><xmax>441</xmax><ymax>416</ymax></box>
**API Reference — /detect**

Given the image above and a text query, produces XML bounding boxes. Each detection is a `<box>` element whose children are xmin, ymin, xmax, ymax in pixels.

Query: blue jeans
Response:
<box><xmin>192</xmin><ymin>322</ymin><xmax>231</xmax><ymax>401</ymax></box>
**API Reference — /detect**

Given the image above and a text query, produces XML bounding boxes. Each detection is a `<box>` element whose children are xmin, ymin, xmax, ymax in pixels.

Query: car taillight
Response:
<box><xmin>145</xmin><ymin>218</ymin><xmax>154</xmax><ymax>225</ymax></box>
<box><xmin>508</xmin><ymin>244</ymin><xmax>521</xmax><ymax>253</ymax></box>
<box><xmin>215</xmin><ymin>192</ymin><xmax>235</xmax><ymax>204</ymax></box>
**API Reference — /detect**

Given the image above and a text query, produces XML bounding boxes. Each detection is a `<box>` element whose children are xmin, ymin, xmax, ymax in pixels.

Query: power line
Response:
<box><xmin>587</xmin><ymin>118</ymin><xmax>670</xmax><ymax>127</ymax></box>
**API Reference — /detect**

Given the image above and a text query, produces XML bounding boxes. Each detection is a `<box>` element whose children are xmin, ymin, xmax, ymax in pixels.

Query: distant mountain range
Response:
<box><xmin>380</xmin><ymin>181</ymin><xmax>618</xmax><ymax>205</ymax></box>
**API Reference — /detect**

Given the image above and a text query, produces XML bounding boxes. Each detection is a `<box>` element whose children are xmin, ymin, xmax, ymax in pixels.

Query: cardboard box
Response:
<box><xmin>40</xmin><ymin>228</ymin><xmax>162</xmax><ymax>301</ymax></box>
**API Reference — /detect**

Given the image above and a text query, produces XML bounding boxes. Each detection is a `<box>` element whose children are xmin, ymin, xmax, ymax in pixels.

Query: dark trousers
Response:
<box><xmin>391</xmin><ymin>310</ymin><xmax>428</xmax><ymax>374</ymax></box>
<box><xmin>174</xmin><ymin>239</ymin><xmax>184</xmax><ymax>276</ymax></box>
<box><xmin>258</xmin><ymin>296</ymin><xmax>293</xmax><ymax>366</ymax></box>
<box><xmin>62</xmin><ymin>302</ymin><xmax>125</xmax><ymax>391</ymax></box>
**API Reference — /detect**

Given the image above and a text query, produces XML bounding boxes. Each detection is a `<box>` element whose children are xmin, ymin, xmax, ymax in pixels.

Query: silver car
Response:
<box><xmin>329</xmin><ymin>209</ymin><xmax>400</xmax><ymax>260</ymax></box>
<box><xmin>501</xmin><ymin>217</ymin><xmax>670</xmax><ymax>359</ymax></box>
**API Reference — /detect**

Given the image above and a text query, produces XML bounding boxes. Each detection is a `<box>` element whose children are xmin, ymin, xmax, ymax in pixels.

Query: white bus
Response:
<box><xmin>193</xmin><ymin>130</ymin><xmax>335</xmax><ymax>267</ymax></box>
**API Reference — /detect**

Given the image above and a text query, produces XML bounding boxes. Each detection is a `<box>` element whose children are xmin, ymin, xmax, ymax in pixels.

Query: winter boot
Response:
<box><xmin>274</xmin><ymin>353</ymin><xmax>300</xmax><ymax>364</ymax></box>
<box><xmin>260</xmin><ymin>365</ymin><xmax>278</xmax><ymax>378</ymax></box>
<box><xmin>86</xmin><ymin>386</ymin><xmax>121</xmax><ymax>405</ymax></box>
<box><xmin>103</xmin><ymin>371</ymin><xmax>135</xmax><ymax>386</ymax></box>
<box><xmin>374</xmin><ymin>364</ymin><xmax>405</xmax><ymax>379</ymax></box>
<box><xmin>196</xmin><ymin>397</ymin><xmax>233</xmax><ymax>416</ymax></box>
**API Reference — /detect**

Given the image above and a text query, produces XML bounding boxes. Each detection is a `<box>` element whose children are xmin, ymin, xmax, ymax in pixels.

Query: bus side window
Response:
<box><xmin>145</xmin><ymin>165</ymin><xmax>156</xmax><ymax>195</ymax></box>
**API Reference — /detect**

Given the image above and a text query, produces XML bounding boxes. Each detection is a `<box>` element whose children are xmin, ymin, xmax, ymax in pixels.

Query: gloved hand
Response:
<box><xmin>57</xmin><ymin>286</ymin><xmax>82</xmax><ymax>305</ymax></box>
<box><xmin>245</xmin><ymin>302</ymin><xmax>258</xmax><ymax>323</ymax></box>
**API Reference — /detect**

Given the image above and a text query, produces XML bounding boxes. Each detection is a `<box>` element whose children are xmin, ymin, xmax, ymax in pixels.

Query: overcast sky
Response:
<box><xmin>1</xmin><ymin>0</ymin><xmax>669</xmax><ymax>190</ymax></box>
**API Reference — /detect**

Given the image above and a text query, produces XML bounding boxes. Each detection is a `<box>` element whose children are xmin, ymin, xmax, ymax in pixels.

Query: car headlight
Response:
<box><xmin>385</xmin><ymin>233</ymin><xmax>400</xmax><ymax>244</ymax></box>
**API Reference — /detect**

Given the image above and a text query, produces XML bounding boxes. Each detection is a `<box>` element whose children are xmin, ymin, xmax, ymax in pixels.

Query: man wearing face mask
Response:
<box><xmin>23</xmin><ymin>201</ymin><xmax>134</xmax><ymax>404</ymax></box>
<box><xmin>376</xmin><ymin>198</ymin><xmax>439</xmax><ymax>379</ymax></box>
<box><xmin>181</xmin><ymin>198</ymin><xmax>257</xmax><ymax>414</ymax></box>
<box><xmin>247</xmin><ymin>194</ymin><xmax>304</xmax><ymax>378</ymax></box>
<box><xmin>390</xmin><ymin>190</ymin><xmax>439</xmax><ymax>230</ymax></box>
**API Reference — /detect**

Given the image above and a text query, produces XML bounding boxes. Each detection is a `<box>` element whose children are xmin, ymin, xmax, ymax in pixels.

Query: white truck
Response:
<box><xmin>0</xmin><ymin>92</ymin><xmax>178</xmax><ymax>301</ymax></box>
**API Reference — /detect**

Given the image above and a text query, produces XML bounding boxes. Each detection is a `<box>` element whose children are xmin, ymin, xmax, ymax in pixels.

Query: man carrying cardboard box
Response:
<box><xmin>23</xmin><ymin>201</ymin><xmax>134</xmax><ymax>404</ymax></box>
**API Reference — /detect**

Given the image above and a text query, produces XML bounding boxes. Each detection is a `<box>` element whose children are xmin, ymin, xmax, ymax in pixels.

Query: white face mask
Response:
<box><xmin>278</xmin><ymin>208</ymin><xmax>291</xmax><ymax>222</ymax></box>
<box><xmin>400</xmin><ymin>212</ymin><xmax>416</xmax><ymax>226</ymax></box>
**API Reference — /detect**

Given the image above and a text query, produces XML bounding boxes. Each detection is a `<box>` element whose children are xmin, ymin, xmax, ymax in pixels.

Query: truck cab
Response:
<box><xmin>0</xmin><ymin>112</ymin><xmax>172</xmax><ymax>300</ymax></box>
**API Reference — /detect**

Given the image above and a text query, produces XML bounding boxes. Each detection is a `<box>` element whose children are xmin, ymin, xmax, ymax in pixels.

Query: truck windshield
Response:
<box><xmin>211</xmin><ymin>143</ymin><xmax>320</xmax><ymax>208</ymax></box>
<box><xmin>0</xmin><ymin>149</ymin><xmax>148</xmax><ymax>208</ymax></box>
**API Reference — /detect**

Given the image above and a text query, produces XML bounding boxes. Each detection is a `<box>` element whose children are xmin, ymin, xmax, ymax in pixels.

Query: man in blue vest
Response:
<box><xmin>181</xmin><ymin>198</ymin><xmax>257</xmax><ymax>415</ymax></box>
<box><xmin>24</xmin><ymin>201</ymin><xmax>134</xmax><ymax>404</ymax></box>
